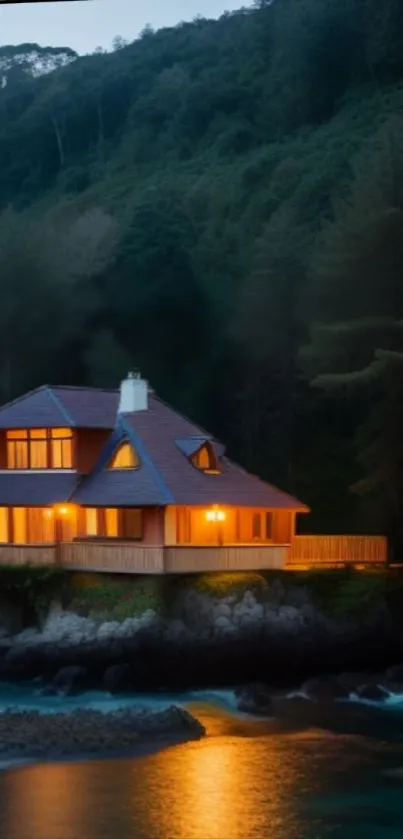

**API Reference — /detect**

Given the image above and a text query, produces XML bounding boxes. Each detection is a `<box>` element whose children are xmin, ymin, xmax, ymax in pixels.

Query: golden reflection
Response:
<box><xmin>0</xmin><ymin>707</ymin><xmax>310</xmax><ymax>839</ymax></box>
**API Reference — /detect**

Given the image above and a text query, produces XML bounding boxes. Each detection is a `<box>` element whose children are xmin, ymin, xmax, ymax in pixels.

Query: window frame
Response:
<box><xmin>108</xmin><ymin>442</ymin><xmax>139</xmax><ymax>470</ymax></box>
<box><xmin>6</xmin><ymin>428</ymin><xmax>74</xmax><ymax>470</ymax></box>
<box><xmin>191</xmin><ymin>442</ymin><xmax>220</xmax><ymax>474</ymax></box>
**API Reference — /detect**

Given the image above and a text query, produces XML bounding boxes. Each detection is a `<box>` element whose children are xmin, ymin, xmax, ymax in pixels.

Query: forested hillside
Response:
<box><xmin>1</xmin><ymin>0</ymin><xmax>403</xmax><ymax>544</ymax></box>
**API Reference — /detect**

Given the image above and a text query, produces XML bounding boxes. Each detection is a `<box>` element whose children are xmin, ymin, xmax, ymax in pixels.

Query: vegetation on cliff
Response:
<box><xmin>1</xmin><ymin>0</ymin><xmax>403</xmax><ymax>542</ymax></box>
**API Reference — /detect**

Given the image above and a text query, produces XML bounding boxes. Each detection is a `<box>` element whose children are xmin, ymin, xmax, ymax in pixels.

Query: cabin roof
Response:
<box><xmin>0</xmin><ymin>385</ymin><xmax>118</xmax><ymax>429</ymax></box>
<box><xmin>0</xmin><ymin>384</ymin><xmax>308</xmax><ymax>511</ymax></box>
<box><xmin>0</xmin><ymin>473</ymin><xmax>77</xmax><ymax>505</ymax></box>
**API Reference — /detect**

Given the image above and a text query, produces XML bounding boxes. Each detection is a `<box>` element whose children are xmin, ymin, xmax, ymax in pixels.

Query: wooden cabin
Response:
<box><xmin>0</xmin><ymin>374</ymin><xmax>387</xmax><ymax>573</ymax></box>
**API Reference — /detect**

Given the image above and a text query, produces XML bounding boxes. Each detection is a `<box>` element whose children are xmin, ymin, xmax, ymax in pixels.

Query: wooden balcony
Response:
<box><xmin>59</xmin><ymin>542</ymin><xmax>165</xmax><ymax>574</ymax></box>
<box><xmin>164</xmin><ymin>544</ymin><xmax>288</xmax><ymax>573</ymax></box>
<box><xmin>0</xmin><ymin>535</ymin><xmax>388</xmax><ymax>573</ymax></box>
<box><xmin>287</xmin><ymin>535</ymin><xmax>388</xmax><ymax>568</ymax></box>
<box><xmin>0</xmin><ymin>544</ymin><xmax>57</xmax><ymax>567</ymax></box>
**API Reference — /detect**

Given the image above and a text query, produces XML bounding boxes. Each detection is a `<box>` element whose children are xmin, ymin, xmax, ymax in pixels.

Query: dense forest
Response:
<box><xmin>1</xmin><ymin>0</ymin><xmax>403</xmax><ymax>545</ymax></box>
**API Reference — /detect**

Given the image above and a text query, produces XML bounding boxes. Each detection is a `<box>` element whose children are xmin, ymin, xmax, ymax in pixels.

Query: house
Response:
<box><xmin>0</xmin><ymin>372</ymin><xmax>312</xmax><ymax>574</ymax></box>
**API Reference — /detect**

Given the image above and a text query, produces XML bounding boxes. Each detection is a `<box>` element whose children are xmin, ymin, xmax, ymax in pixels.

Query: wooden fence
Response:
<box><xmin>287</xmin><ymin>535</ymin><xmax>388</xmax><ymax>568</ymax></box>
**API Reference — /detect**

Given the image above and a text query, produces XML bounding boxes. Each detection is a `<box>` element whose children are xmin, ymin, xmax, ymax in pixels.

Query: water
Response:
<box><xmin>0</xmin><ymin>686</ymin><xmax>403</xmax><ymax>838</ymax></box>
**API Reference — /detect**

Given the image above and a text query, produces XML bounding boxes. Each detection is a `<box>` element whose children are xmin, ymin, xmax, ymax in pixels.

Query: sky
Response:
<box><xmin>0</xmin><ymin>0</ymin><xmax>246</xmax><ymax>54</ymax></box>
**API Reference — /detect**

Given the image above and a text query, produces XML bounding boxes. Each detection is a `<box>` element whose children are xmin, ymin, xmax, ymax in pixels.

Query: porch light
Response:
<box><xmin>206</xmin><ymin>508</ymin><xmax>226</xmax><ymax>522</ymax></box>
<box><xmin>58</xmin><ymin>506</ymin><xmax>69</xmax><ymax>516</ymax></box>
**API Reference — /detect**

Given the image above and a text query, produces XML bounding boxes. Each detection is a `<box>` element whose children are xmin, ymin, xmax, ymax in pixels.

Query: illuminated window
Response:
<box><xmin>108</xmin><ymin>443</ymin><xmax>139</xmax><ymax>470</ymax></box>
<box><xmin>6</xmin><ymin>429</ymin><xmax>73</xmax><ymax>469</ymax></box>
<box><xmin>105</xmin><ymin>508</ymin><xmax>118</xmax><ymax>537</ymax></box>
<box><xmin>0</xmin><ymin>508</ymin><xmax>8</xmax><ymax>542</ymax></box>
<box><xmin>11</xmin><ymin>507</ymin><xmax>55</xmax><ymax>544</ymax></box>
<box><xmin>7</xmin><ymin>430</ymin><xmax>28</xmax><ymax>469</ymax></box>
<box><xmin>51</xmin><ymin>428</ymin><xmax>73</xmax><ymax>469</ymax></box>
<box><xmin>13</xmin><ymin>508</ymin><xmax>26</xmax><ymax>544</ymax></box>
<box><xmin>30</xmin><ymin>429</ymin><xmax>47</xmax><ymax>468</ymax></box>
<box><xmin>192</xmin><ymin>443</ymin><xmax>220</xmax><ymax>474</ymax></box>
<box><xmin>85</xmin><ymin>508</ymin><xmax>98</xmax><ymax>537</ymax></box>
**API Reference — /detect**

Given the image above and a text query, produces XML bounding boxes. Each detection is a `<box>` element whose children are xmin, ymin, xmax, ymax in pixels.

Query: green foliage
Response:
<box><xmin>293</xmin><ymin>567</ymin><xmax>390</xmax><ymax>618</ymax></box>
<box><xmin>1</xmin><ymin>0</ymin><xmax>403</xmax><ymax>540</ymax></box>
<box><xmin>175</xmin><ymin>572</ymin><xmax>268</xmax><ymax>599</ymax></box>
<box><xmin>67</xmin><ymin>573</ymin><xmax>165</xmax><ymax>620</ymax></box>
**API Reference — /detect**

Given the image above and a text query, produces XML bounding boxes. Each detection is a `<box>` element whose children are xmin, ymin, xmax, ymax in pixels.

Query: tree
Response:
<box><xmin>305</xmin><ymin>119</ymin><xmax>403</xmax><ymax>547</ymax></box>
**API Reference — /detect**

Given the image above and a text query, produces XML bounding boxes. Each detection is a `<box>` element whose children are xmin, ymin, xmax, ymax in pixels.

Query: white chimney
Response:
<box><xmin>118</xmin><ymin>371</ymin><xmax>149</xmax><ymax>413</ymax></box>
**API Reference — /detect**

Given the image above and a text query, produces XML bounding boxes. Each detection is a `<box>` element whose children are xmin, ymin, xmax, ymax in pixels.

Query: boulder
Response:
<box><xmin>236</xmin><ymin>683</ymin><xmax>272</xmax><ymax>716</ymax></box>
<box><xmin>354</xmin><ymin>683</ymin><xmax>390</xmax><ymax>702</ymax></box>
<box><xmin>52</xmin><ymin>665</ymin><xmax>89</xmax><ymax>695</ymax></box>
<box><xmin>103</xmin><ymin>663</ymin><xmax>134</xmax><ymax>695</ymax></box>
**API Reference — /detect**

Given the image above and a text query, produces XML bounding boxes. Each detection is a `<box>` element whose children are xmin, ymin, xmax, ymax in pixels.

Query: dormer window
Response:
<box><xmin>6</xmin><ymin>429</ymin><xmax>73</xmax><ymax>469</ymax></box>
<box><xmin>108</xmin><ymin>442</ymin><xmax>139</xmax><ymax>470</ymax></box>
<box><xmin>192</xmin><ymin>442</ymin><xmax>220</xmax><ymax>474</ymax></box>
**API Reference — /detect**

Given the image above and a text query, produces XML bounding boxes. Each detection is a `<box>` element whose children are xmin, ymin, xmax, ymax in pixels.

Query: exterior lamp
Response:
<box><xmin>58</xmin><ymin>506</ymin><xmax>69</xmax><ymax>516</ymax></box>
<box><xmin>205</xmin><ymin>508</ymin><xmax>226</xmax><ymax>522</ymax></box>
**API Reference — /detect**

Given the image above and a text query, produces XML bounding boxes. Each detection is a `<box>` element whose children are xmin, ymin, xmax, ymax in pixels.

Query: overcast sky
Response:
<box><xmin>0</xmin><ymin>0</ymin><xmax>247</xmax><ymax>54</ymax></box>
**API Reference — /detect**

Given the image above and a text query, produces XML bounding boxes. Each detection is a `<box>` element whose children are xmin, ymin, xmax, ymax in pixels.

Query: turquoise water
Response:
<box><xmin>0</xmin><ymin>685</ymin><xmax>402</xmax><ymax>838</ymax></box>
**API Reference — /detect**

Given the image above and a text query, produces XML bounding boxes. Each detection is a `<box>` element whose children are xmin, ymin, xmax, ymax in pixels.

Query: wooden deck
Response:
<box><xmin>0</xmin><ymin>535</ymin><xmax>388</xmax><ymax>573</ymax></box>
<box><xmin>287</xmin><ymin>535</ymin><xmax>388</xmax><ymax>568</ymax></box>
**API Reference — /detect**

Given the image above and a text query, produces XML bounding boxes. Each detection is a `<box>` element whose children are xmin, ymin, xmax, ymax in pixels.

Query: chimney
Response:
<box><xmin>118</xmin><ymin>371</ymin><xmax>148</xmax><ymax>414</ymax></box>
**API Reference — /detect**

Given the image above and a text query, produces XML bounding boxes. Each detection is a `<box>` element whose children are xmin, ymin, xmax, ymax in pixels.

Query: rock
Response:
<box><xmin>213</xmin><ymin>603</ymin><xmax>232</xmax><ymax>619</ymax></box>
<box><xmin>97</xmin><ymin>622</ymin><xmax>121</xmax><ymax>641</ymax></box>
<box><xmin>354</xmin><ymin>683</ymin><xmax>390</xmax><ymax>702</ymax></box>
<box><xmin>103</xmin><ymin>664</ymin><xmax>134</xmax><ymax>694</ymax></box>
<box><xmin>301</xmin><ymin>677</ymin><xmax>347</xmax><ymax>702</ymax></box>
<box><xmin>52</xmin><ymin>666</ymin><xmax>89</xmax><ymax>695</ymax></box>
<box><xmin>214</xmin><ymin>616</ymin><xmax>232</xmax><ymax>630</ymax></box>
<box><xmin>236</xmin><ymin>683</ymin><xmax>272</xmax><ymax>716</ymax></box>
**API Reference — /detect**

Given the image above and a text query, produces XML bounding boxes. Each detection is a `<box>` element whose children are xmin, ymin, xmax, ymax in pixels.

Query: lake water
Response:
<box><xmin>0</xmin><ymin>687</ymin><xmax>403</xmax><ymax>838</ymax></box>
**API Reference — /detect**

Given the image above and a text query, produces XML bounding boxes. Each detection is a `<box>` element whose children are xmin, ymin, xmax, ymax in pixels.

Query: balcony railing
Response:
<box><xmin>0</xmin><ymin>535</ymin><xmax>388</xmax><ymax>573</ymax></box>
<box><xmin>287</xmin><ymin>535</ymin><xmax>388</xmax><ymax>568</ymax></box>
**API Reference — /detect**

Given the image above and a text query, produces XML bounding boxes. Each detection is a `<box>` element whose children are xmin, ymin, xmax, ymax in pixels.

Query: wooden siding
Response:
<box><xmin>287</xmin><ymin>535</ymin><xmax>387</xmax><ymax>567</ymax></box>
<box><xmin>0</xmin><ymin>544</ymin><xmax>56</xmax><ymax>566</ymax></box>
<box><xmin>59</xmin><ymin>541</ymin><xmax>165</xmax><ymax>574</ymax></box>
<box><xmin>75</xmin><ymin>429</ymin><xmax>111</xmax><ymax>474</ymax></box>
<box><xmin>164</xmin><ymin>545</ymin><xmax>287</xmax><ymax>573</ymax></box>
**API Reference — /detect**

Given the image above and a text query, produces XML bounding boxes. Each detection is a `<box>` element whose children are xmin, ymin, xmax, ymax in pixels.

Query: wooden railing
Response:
<box><xmin>164</xmin><ymin>545</ymin><xmax>287</xmax><ymax>573</ymax></box>
<box><xmin>287</xmin><ymin>535</ymin><xmax>387</xmax><ymax>568</ymax></box>
<box><xmin>0</xmin><ymin>537</ymin><xmax>388</xmax><ymax>573</ymax></box>
<box><xmin>0</xmin><ymin>544</ymin><xmax>57</xmax><ymax>567</ymax></box>
<box><xmin>59</xmin><ymin>542</ymin><xmax>165</xmax><ymax>574</ymax></box>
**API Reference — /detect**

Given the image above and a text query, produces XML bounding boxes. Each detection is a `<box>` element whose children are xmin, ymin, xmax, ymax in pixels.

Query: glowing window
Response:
<box><xmin>6</xmin><ymin>428</ymin><xmax>73</xmax><ymax>469</ymax></box>
<box><xmin>51</xmin><ymin>428</ymin><xmax>73</xmax><ymax>469</ymax></box>
<box><xmin>109</xmin><ymin>443</ymin><xmax>139</xmax><ymax>470</ymax></box>
<box><xmin>105</xmin><ymin>508</ymin><xmax>118</xmax><ymax>537</ymax></box>
<box><xmin>192</xmin><ymin>443</ymin><xmax>220</xmax><ymax>474</ymax></box>
<box><xmin>0</xmin><ymin>508</ymin><xmax>8</xmax><ymax>543</ymax></box>
<box><xmin>13</xmin><ymin>508</ymin><xmax>26</xmax><ymax>544</ymax></box>
<box><xmin>85</xmin><ymin>508</ymin><xmax>98</xmax><ymax>537</ymax></box>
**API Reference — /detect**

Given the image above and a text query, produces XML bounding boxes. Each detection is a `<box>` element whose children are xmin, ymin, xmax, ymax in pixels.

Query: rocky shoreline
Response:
<box><xmin>0</xmin><ymin>705</ymin><xmax>205</xmax><ymax>762</ymax></box>
<box><xmin>0</xmin><ymin>577</ymin><xmax>402</xmax><ymax>694</ymax></box>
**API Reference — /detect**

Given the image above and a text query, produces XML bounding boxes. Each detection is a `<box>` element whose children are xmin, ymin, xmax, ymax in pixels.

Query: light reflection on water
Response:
<box><xmin>0</xmin><ymin>702</ymin><xmax>402</xmax><ymax>839</ymax></box>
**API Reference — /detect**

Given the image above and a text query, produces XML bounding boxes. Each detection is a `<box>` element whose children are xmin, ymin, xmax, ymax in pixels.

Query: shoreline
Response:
<box><xmin>0</xmin><ymin>727</ymin><xmax>204</xmax><ymax>774</ymax></box>
<box><xmin>0</xmin><ymin>705</ymin><xmax>205</xmax><ymax>767</ymax></box>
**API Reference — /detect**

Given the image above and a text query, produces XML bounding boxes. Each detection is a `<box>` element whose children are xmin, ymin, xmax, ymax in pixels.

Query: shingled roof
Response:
<box><xmin>72</xmin><ymin>388</ymin><xmax>307</xmax><ymax>510</ymax></box>
<box><xmin>0</xmin><ymin>383</ymin><xmax>307</xmax><ymax>510</ymax></box>
<box><xmin>0</xmin><ymin>385</ymin><xmax>118</xmax><ymax>429</ymax></box>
